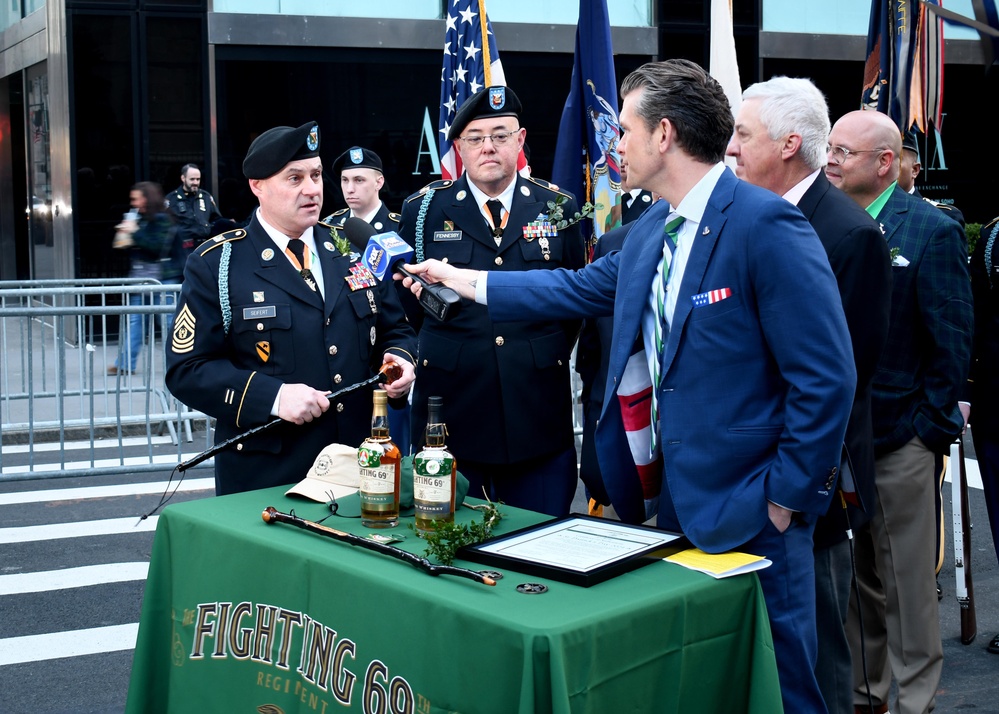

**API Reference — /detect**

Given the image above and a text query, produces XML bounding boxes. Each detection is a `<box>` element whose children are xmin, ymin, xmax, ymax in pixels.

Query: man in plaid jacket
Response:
<box><xmin>827</xmin><ymin>109</ymin><xmax>973</xmax><ymax>714</ymax></box>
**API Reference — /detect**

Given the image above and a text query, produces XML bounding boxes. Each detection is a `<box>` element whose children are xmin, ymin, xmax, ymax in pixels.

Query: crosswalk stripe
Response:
<box><xmin>0</xmin><ymin>624</ymin><xmax>139</xmax><ymax>666</ymax></box>
<box><xmin>2</xmin><ymin>435</ymin><xmax>178</xmax><ymax>455</ymax></box>
<box><xmin>0</xmin><ymin>516</ymin><xmax>158</xmax><ymax>544</ymax></box>
<box><xmin>0</xmin><ymin>478</ymin><xmax>214</xmax><ymax>506</ymax></box>
<box><xmin>943</xmin><ymin>457</ymin><xmax>983</xmax><ymax>491</ymax></box>
<box><xmin>1</xmin><ymin>452</ymin><xmax>210</xmax><ymax>476</ymax></box>
<box><xmin>0</xmin><ymin>562</ymin><xmax>149</xmax><ymax>595</ymax></box>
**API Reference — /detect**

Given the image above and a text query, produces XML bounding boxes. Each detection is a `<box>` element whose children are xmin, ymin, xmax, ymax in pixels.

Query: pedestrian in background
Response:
<box><xmin>109</xmin><ymin>181</ymin><xmax>178</xmax><ymax>376</ymax></box>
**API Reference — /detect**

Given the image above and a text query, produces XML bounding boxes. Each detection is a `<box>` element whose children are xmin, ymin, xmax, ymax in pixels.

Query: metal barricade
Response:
<box><xmin>0</xmin><ymin>280</ymin><xmax>213</xmax><ymax>482</ymax></box>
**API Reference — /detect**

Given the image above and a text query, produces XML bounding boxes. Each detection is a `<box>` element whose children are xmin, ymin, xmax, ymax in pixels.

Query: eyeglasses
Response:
<box><xmin>827</xmin><ymin>145</ymin><xmax>886</xmax><ymax>162</ymax></box>
<box><xmin>458</xmin><ymin>131</ymin><xmax>518</xmax><ymax>148</ymax></box>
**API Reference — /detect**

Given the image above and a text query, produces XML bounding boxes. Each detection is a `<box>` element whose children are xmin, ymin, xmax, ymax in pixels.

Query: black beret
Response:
<box><xmin>447</xmin><ymin>86</ymin><xmax>522</xmax><ymax>141</ymax></box>
<box><xmin>332</xmin><ymin>146</ymin><xmax>383</xmax><ymax>175</ymax></box>
<box><xmin>243</xmin><ymin>122</ymin><xmax>321</xmax><ymax>179</ymax></box>
<box><xmin>902</xmin><ymin>129</ymin><xmax>919</xmax><ymax>155</ymax></box>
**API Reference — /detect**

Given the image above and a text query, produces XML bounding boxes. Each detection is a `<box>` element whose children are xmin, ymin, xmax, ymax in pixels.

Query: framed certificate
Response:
<box><xmin>459</xmin><ymin>514</ymin><xmax>690</xmax><ymax>587</ymax></box>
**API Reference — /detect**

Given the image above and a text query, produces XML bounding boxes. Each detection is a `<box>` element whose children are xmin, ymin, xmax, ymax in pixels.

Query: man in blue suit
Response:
<box><xmin>402</xmin><ymin>60</ymin><xmax>855</xmax><ymax>713</ymax></box>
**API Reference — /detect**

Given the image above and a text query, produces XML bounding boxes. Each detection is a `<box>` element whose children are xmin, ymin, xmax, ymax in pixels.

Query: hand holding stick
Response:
<box><xmin>261</xmin><ymin>507</ymin><xmax>496</xmax><ymax>586</ymax></box>
<box><xmin>177</xmin><ymin>364</ymin><xmax>401</xmax><ymax>473</ymax></box>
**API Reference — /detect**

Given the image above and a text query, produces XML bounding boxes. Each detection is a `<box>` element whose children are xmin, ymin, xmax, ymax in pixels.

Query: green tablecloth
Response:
<box><xmin>126</xmin><ymin>486</ymin><xmax>781</xmax><ymax>713</ymax></box>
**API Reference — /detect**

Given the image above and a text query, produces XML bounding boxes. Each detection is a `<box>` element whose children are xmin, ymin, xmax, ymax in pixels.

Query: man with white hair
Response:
<box><xmin>727</xmin><ymin>76</ymin><xmax>892</xmax><ymax>714</ymax></box>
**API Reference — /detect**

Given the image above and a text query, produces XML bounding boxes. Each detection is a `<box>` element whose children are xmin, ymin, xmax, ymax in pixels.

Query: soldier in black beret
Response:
<box><xmin>166</xmin><ymin>121</ymin><xmax>417</xmax><ymax>495</ymax></box>
<box><xmin>322</xmin><ymin>146</ymin><xmax>401</xmax><ymax>245</ymax></box>
<box><xmin>322</xmin><ymin>145</ymin><xmax>412</xmax><ymax>452</ymax></box>
<box><xmin>398</xmin><ymin>87</ymin><xmax>586</xmax><ymax>517</ymax></box>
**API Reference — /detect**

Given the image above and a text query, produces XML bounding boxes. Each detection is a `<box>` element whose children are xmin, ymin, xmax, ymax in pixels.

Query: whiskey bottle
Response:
<box><xmin>358</xmin><ymin>389</ymin><xmax>401</xmax><ymax>528</ymax></box>
<box><xmin>413</xmin><ymin>396</ymin><xmax>457</xmax><ymax>533</ymax></box>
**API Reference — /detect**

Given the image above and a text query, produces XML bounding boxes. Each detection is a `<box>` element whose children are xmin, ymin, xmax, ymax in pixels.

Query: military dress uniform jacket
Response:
<box><xmin>165</xmin><ymin>215</ymin><xmax>416</xmax><ymax>495</ymax></box>
<box><xmin>167</xmin><ymin>187</ymin><xmax>223</xmax><ymax>258</ymax></box>
<box><xmin>325</xmin><ymin>203</ymin><xmax>400</xmax><ymax>234</ymax></box>
<box><xmin>399</xmin><ymin>174</ymin><xmax>585</xmax><ymax>465</ymax></box>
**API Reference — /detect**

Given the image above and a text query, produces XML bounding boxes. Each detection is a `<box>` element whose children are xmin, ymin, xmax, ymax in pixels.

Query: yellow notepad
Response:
<box><xmin>665</xmin><ymin>548</ymin><xmax>772</xmax><ymax>579</ymax></box>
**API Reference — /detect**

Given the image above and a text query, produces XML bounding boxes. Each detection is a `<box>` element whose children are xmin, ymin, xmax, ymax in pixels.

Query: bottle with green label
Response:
<box><xmin>358</xmin><ymin>389</ymin><xmax>401</xmax><ymax>528</ymax></box>
<box><xmin>413</xmin><ymin>396</ymin><xmax>456</xmax><ymax>533</ymax></box>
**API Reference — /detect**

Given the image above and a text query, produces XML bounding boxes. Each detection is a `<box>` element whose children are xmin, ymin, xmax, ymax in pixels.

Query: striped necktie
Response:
<box><xmin>650</xmin><ymin>214</ymin><xmax>685</xmax><ymax>455</ymax></box>
<box><xmin>287</xmin><ymin>238</ymin><xmax>317</xmax><ymax>291</ymax></box>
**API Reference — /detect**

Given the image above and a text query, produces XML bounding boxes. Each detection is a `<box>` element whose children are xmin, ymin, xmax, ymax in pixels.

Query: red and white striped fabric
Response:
<box><xmin>616</xmin><ymin>348</ymin><xmax>663</xmax><ymax>499</ymax></box>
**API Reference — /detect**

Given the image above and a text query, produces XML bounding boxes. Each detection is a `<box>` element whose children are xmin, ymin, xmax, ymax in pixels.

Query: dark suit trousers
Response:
<box><xmin>974</xmin><ymin>426</ymin><xmax>999</xmax><ymax>566</ymax></box>
<box><xmin>656</xmin><ymin>487</ymin><xmax>827</xmax><ymax>713</ymax></box>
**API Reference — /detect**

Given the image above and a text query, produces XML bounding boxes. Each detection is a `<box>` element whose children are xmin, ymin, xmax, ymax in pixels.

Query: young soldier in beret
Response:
<box><xmin>166</xmin><ymin>122</ymin><xmax>417</xmax><ymax>495</ymax></box>
<box><xmin>323</xmin><ymin>147</ymin><xmax>401</xmax><ymax>240</ymax></box>
<box><xmin>398</xmin><ymin>86</ymin><xmax>586</xmax><ymax>517</ymax></box>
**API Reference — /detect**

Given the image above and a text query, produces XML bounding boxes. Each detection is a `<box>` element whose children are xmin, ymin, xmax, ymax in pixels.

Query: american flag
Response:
<box><xmin>438</xmin><ymin>0</ymin><xmax>524</xmax><ymax>179</ymax></box>
<box><xmin>691</xmin><ymin>288</ymin><xmax>733</xmax><ymax>308</ymax></box>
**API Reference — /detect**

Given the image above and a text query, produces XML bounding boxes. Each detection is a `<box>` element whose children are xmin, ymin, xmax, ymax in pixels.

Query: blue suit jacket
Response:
<box><xmin>489</xmin><ymin>169</ymin><xmax>856</xmax><ymax>552</ymax></box>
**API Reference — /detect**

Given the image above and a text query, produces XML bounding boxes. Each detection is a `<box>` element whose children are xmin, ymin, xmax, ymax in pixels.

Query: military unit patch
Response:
<box><xmin>256</xmin><ymin>341</ymin><xmax>271</xmax><ymax>363</ymax></box>
<box><xmin>171</xmin><ymin>304</ymin><xmax>196</xmax><ymax>354</ymax></box>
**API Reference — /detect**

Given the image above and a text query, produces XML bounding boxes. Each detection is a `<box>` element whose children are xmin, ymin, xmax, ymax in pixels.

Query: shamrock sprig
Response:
<box><xmin>544</xmin><ymin>195</ymin><xmax>599</xmax><ymax>230</ymax></box>
<box><xmin>329</xmin><ymin>225</ymin><xmax>352</xmax><ymax>257</ymax></box>
<box><xmin>412</xmin><ymin>500</ymin><xmax>504</xmax><ymax>566</ymax></box>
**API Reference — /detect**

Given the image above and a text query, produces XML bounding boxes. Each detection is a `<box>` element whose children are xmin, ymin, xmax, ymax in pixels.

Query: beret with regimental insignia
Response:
<box><xmin>447</xmin><ymin>85</ymin><xmax>523</xmax><ymax>141</ymax></box>
<box><xmin>243</xmin><ymin>122</ymin><xmax>321</xmax><ymax>179</ymax></box>
<box><xmin>333</xmin><ymin>146</ymin><xmax>383</xmax><ymax>175</ymax></box>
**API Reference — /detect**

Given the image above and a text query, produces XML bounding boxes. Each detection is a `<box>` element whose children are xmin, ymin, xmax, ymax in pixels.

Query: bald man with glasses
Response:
<box><xmin>398</xmin><ymin>86</ymin><xmax>585</xmax><ymax>517</ymax></box>
<box><xmin>827</xmin><ymin>109</ymin><xmax>973</xmax><ymax>714</ymax></box>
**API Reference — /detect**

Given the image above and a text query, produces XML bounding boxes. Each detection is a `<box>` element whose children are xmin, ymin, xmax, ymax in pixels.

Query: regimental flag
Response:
<box><xmin>862</xmin><ymin>0</ymin><xmax>921</xmax><ymax>130</ymax></box>
<box><xmin>438</xmin><ymin>0</ymin><xmax>525</xmax><ymax>180</ymax></box>
<box><xmin>921</xmin><ymin>0</ymin><xmax>999</xmax><ymax>69</ymax></box>
<box><xmin>552</xmin><ymin>0</ymin><xmax>621</xmax><ymax>244</ymax></box>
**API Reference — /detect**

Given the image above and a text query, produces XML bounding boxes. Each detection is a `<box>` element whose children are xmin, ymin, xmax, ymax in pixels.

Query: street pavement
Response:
<box><xmin>1</xmin><ymin>430</ymin><xmax>997</xmax><ymax>713</ymax></box>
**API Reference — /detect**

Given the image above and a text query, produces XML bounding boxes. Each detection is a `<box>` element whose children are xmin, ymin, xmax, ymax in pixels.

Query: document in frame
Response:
<box><xmin>459</xmin><ymin>515</ymin><xmax>690</xmax><ymax>587</ymax></box>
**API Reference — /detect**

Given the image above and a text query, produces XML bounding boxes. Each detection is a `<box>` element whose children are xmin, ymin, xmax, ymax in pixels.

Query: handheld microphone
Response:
<box><xmin>344</xmin><ymin>217</ymin><xmax>462</xmax><ymax>322</ymax></box>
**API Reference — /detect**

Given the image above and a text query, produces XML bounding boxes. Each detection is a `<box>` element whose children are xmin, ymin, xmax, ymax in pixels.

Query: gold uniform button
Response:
<box><xmin>558</xmin><ymin>359</ymin><xmax>563</xmax><ymax>366</ymax></box>
<box><xmin>334</xmin><ymin>374</ymin><xmax>343</xmax><ymax>384</ymax></box>
<box><xmin>441</xmin><ymin>257</ymin><xmax>449</xmax><ymax>264</ymax></box>
<box><xmin>336</xmin><ymin>403</ymin><xmax>345</xmax><ymax>413</ymax></box>
<box><xmin>494</xmin><ymin>256</ymin><xmax>503</xmax><ymax>266</ymax></box>
<box><xmin>256</xmin><ymin>323</ymin><xmax>264</xmax><ymax>331</ymax></box>
<box><xmin>329</xmin><ymin>345</ymin><xmax>338</xmax><ymax>356</ymax></box>
<box><xmin>423</xmin><ymin>359</ymin><xmax>429</xmax><ymax>367</ymax></box>
<box><xmin>236</xmin><ymin>443</ymin><xmax>244</xmax><ymax>451</ymax></box>
<box><xmin>495</xmin><ymin>336</ymin><xmax>505</xmax><ymax>346</ymax></box>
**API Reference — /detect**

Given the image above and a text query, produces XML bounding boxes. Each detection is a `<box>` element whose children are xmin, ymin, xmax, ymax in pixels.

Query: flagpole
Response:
<box><xmin>479</xmin><ymin>0</ymin><xmax>492</xmax><ymax>86</ymax></box>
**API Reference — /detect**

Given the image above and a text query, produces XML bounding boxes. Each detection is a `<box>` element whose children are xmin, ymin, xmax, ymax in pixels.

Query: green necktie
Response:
<box><xmin>650</xmin><ymin>214</ymin><xmax>685</xmax><ymax>455</ymax></box>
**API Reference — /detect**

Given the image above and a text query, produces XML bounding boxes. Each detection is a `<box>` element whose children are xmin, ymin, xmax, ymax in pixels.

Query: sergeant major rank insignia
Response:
<box><xmin>171</xmin><ymin>304</ymin><xmax>196</xmax><ymax>354</ymax></box>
